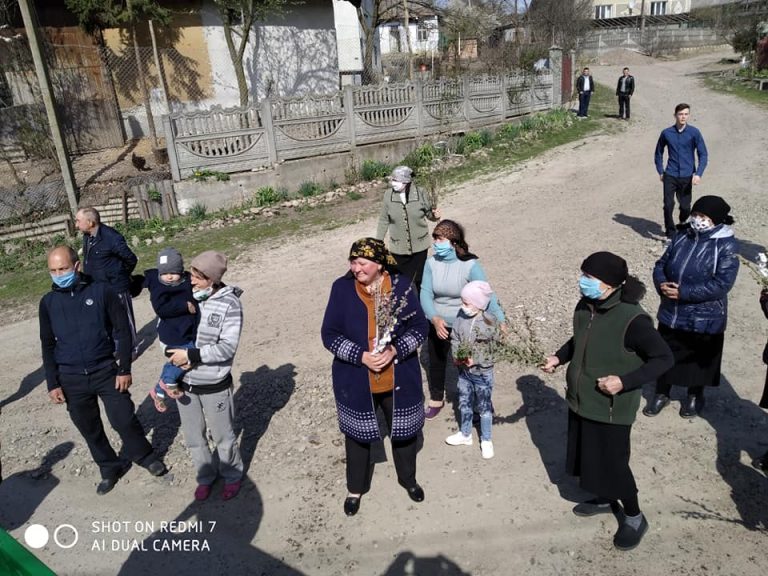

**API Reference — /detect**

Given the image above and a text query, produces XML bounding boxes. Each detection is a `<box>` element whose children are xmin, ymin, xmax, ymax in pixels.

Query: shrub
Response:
<box><xmin>188</xmin><ymin>203</ymin><xmax>208</xmax><ymax>221</ymax></box>
<box><xmin>344</xmin><ymin>164</ymin><xmax>361</xmax><ymax>185</ymax></box>
<box><xmin>497</xmin><ymin>123</ymin><xmax>520</xmax><ymax>140</ymax></box>
<box><xmin>479</xmin><ymin>129</ymin><xmax>494</xmax><ymax>147</ymax></box>
<box><xmin>360</xmin><ymin>160</ymin><xmax>391</xmax><ymax>181</ymax></box>
<box><xmin>254</xmin><ymin>186</ymin><xmax>287</xmax><ymax>206</ymax></box>
<box><xmin>191</xmin><ymin>169</ymin><xmax>231</xmax><ymax>182</ymax></box>
<box><xmin>298</xmin><ymin>181</ymin><xmax>323</xmax><ymax>197</ymax></box>
<box><xmin>402</xmin><ymin>143</ymin><xmax>441</xmax><ymax>169</ymax></box>
<box><xmin>459</xmin><ymin>132</ymin><xmax>484</xmax><ymax>156</ymax></box>
<box><xmin>147</xmin><ymin>187</ymin><xmax>162</xmax><ymax>202</ymax></box>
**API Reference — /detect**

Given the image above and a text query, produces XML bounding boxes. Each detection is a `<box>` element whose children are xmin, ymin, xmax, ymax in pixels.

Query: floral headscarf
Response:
<box><xmin>349</xmin><ymin>237</ymin><xmax>397</xmax><ymax>266</ymax></box>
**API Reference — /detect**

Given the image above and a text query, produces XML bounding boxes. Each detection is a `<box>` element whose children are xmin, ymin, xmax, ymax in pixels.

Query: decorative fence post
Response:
<box><xmin>462</xmin><ymin>75</ymin><xmax>472</xmax><ymax>127</ymax></box>
<box><xmin>343</xmin><ymin>84</ymin><xmax>357</xmax><ymax>150</ymax></box>
<box><xmin>414</xmin><ymin>79</ymin><xmax>424</xmax><ymax>138</ymax></box>
<box><xmin>163</xmin><ymin>114</ymin><xmax>181</xmax><ymax>182</ymax></box>
<box><xmin>500</xmin><ymin>73</ymin><xmax>508</xmax><ymax>121</ymax></box>
<box><xmin>260</xmin><ymin>99</ymin><xmax>279</xmax><ymax>165</ymax></box>
<box><xmin>549</xmin><ymin>46</ymin><xmax>563</xmax><ymax>107</ymax></box>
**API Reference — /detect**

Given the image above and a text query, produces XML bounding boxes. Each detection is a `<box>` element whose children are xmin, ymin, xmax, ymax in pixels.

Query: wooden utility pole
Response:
<box><xmin>640</xmin><ymin>0</ymin><xmax>646</xmax><ymax>33</ymax></box>
<box><xmin>17</xmin><ymin>0</ymin><xmax>79</xmax><ymax>217</ymax></box>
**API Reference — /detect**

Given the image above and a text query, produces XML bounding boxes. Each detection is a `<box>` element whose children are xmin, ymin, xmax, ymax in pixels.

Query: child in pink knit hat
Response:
<box><xmin>446</xmin><ymin>280</ymin><xmax>499</xmax><ymax>459</ymax></box>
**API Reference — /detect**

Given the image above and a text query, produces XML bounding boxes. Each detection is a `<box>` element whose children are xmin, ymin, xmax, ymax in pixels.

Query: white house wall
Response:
<box><xmin>592</xmin><ymin>0</ymin><xmax>692</xmax><ymax>17</ymax></box>
<box><xmin>333</xmin><ymin>0</ymin><xmax>363</xmax><ymax>73</ymax></box>
<box><xmin>379</xmin><ymin>17</ymin><xmax>439</xmax><ymax>55</ymax></box>
<box><xmin>197</xmin><ymin>0</ymin><xmax>338</xmax><ymax>110</ymax></box>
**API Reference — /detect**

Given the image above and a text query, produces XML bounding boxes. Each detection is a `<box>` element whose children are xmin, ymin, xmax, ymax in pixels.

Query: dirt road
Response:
<box><xmin>1</xmin><ymin>50</ymin><xmax>767</xmax><ymax>576</ymax></box>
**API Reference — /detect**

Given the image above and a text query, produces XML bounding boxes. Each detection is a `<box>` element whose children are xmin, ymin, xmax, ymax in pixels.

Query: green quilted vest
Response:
<box><xmin>565</xmin><ymin>291</ymin><xmax>647</xmax><ymax>425</ymax></box>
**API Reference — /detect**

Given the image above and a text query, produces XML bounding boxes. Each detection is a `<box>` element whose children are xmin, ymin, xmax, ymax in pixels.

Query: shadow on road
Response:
<box><xmin>673</xmin><ymin>375</ymin><xmax>768</xmax><ymax>531</ymax></box>
<box><xmin>496</xmin><ymin>375</ymin><xmax>588</xmax><ymax>503</ymax></box>
<box><xmin>0</xmin><ymin>365</ymin><xmax>45</xmax><ymax>410</ymax></box>
<box><xmin>117</xmin><ymin>476</ymin><xmax>306</xmax><ymax>575</ymax></box>
<box><xmin>613</xmin><ymin>213</ymin><xmax>665</xmax><ymax>241</ymax></box>
<box><xmin>382</xmin><ymin>551</ymin><xmax>470</xmax><ymax>576</ymax></box>
<box><xmin>0</xmin><ymin>442</ymin><xmax>74</xmax><ymax>530</ymax></box>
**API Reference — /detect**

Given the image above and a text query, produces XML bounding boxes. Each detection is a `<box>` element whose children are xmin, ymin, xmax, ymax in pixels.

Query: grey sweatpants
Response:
<box><xmin>178</xmin><ymin>387</ymin><xmax>243</xmax><ymax>485</ymax></box>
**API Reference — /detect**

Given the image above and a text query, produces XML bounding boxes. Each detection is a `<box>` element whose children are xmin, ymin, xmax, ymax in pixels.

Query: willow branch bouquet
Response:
<box><xmin>372</xmin><ymin>277</ymin><xmax>415</xmax><ymax>354</ymax></box>
<box><xmin>489</xmin><ymin>305</ymin><xmax>546</xmax><ymax>367</ymax></box>
<box><xmin>740</xmin><ymin>253</ymin><xmax>768</xmax><ymax>289</ymax></box>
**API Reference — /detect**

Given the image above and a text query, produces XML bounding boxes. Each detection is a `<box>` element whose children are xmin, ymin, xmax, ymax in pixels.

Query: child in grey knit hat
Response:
<box><xmin>143</xmin><ymin>247</ymin><xmax>199</xmax><ymax>412</ymax></box>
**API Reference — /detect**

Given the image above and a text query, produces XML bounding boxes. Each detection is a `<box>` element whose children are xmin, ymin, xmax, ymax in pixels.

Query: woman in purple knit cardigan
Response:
<box><xmin>321</xmin><ymin>238</ymin><xmax>428</xmax><ymax>517</ymax></box>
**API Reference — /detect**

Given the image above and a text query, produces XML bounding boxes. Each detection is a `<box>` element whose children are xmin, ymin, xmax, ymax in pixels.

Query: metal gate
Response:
<box><xmin>561</xmin><ymin>53</ymin><xmax>573</xmax><ymax>104</ymax></box>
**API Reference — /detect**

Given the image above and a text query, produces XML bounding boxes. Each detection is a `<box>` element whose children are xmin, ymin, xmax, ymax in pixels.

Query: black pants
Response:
<box><xmin>662</xmin><ymin>174</ymin><xmax>693</xmax><ymax>237</ymax></box>
<box><xmin>577</xmin><ymin>92</ymin><xmax>591</xmax><ymax>117</ymax></box>
<box><xmin>618</xmin><ymin>93</ymin><xmax>631</xmax><ymax>118</ymax></box>
<box><xmin>345</xmin><ymin>392</ymin><xmax>418</xmax><ymax>494</ymax></box>
<box><xmin>391</xmin><ymin>250</ymin><xmax>428</xmax><ymax>292</ymax></box>
<box><xmin>61</xmin><ymin>365</ymin><xmax>155</xmax><ymax>479</ymax></box>
<box><xmin>426</xmin><ymin>324</ymin><xmax>452</xmax><ymax>402</ymax></box>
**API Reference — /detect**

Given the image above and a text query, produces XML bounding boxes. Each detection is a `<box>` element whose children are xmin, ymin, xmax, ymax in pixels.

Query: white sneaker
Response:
<box><xmin>445</xmin><ymin>432</ymin><xmax>473</xmax><ymax>446</ymax></box>
<box><xmin>481</xmin><ymin>440</ymin><xmax>494</xmax><ymax>459</ymax></box>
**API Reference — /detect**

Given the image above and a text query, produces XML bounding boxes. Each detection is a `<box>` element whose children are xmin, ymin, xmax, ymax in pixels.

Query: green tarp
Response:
<box><xmin>0</xmin><ymin>528</ymin><xmax>56</xmax><ymax>576</ymax></box>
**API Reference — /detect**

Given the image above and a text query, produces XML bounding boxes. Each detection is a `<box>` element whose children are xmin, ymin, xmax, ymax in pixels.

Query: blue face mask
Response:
<box><xmin>433</xmin><ymin>241</ymin><xmax>455</xmax><ymax>258</ymax></box>
<box><xmin>51</xmin><ymin>270</ymin><xmax>77</xmax><ymax>289</ymax></box>
<box><xmin>579</xmin><ymin>275</ymin><xmax>605</xmax><ymax>300</ymax></box>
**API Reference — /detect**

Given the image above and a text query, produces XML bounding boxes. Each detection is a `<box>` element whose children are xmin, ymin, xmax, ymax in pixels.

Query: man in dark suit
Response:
<box><xmin>616</xmin><ymin>67</ymin><xmax>635</xmax><ymax>120</ymax></box>
<box><xmin>576</xmin><ymin>67</ymin><xmax>594</xmax><ymax>118</ymax></box>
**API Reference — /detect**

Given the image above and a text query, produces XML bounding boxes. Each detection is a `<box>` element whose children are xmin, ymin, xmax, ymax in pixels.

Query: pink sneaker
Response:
<box><xmin>194</xmin><ymin>484</ymin><xmax>212</xmax><ymax>501</ymax></box>
<box><xmin>222</xmin><ymin>481</ymin><xmax>241</xmax><ymax>501</ymax></box>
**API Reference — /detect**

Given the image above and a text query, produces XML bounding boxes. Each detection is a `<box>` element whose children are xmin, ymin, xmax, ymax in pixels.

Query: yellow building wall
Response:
<box><xmin>102</xmin><ymin>9</ymin><xmax>214</xmax><ymax>109</ymax></box>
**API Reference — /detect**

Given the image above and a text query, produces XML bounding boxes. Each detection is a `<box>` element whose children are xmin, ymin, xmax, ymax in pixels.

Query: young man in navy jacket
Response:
<box><xmin>39</xmin><ymin>246</ymin><xmax>166</xmax><ymax>494</ymax></box>
<box><xmin>654</xmin><ymin>103</ymin><xmax>709</xmax><ymax>240</ymax></box>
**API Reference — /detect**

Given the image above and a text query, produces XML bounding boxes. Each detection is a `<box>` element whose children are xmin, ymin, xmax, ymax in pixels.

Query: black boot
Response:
<box><xmin>642</xmin><ymin>394</ymin><xmax>670</xmax><ymax>417</ymax></box>
<box><xmin>613</xmin><ymin>514</ymin><xmax>649</xmax><ymax>551</ymax></box>
<box><xmin>680</xmin><ymin>393</ymin><xmax>704</xmax><ymax>418</ymax></box>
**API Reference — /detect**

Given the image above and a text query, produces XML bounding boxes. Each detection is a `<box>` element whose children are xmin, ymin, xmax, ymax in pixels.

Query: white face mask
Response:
<box><xmin>690</xmin><ymin>215</ymin><xmax>714</xmax><ymax>232</ymax></box>
<box><xmin>193</xmin><ymin>287</ymin><xmax>213</xmax><ymax>301</ymax></box>
<box><xmin>392</xmin><ymin>181</ymin><xmax>406</xmax><ymax>192</ymax></box>
<box><xmin>461</xmin><ymin>305</ymin><xmax>479</xmax><ymax>317</ymax></box>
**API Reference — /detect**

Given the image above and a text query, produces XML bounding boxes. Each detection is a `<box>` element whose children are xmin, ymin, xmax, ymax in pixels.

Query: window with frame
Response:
<box><xmin>650</xmin><ymin>1</ymin><xmax>667</xmax><ymax>15</ymax></box>
<box><xmin>594</xmin><ymin>5</ymin><xmax>612</xmax><ymax>19</ymax></box>
<box><xmin>417</xmin><ymin>23</ymin><xmax>429</xmax><ymax>43</ymax></box>
<box><xmin>389</xmin><ymin>27</ymin><xmax>401</xmax><ymax>52</ymax></box>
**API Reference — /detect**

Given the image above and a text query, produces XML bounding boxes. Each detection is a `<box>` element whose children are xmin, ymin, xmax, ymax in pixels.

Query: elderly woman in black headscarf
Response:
<box><xmin>321</xmin><ymin>238</ymin><xmax>429</xmax><ymax>516</ymax></box>
<box><xmin>541</xmin><ymin>252</ymin><xmax>673</xmax><ymax>551</ymax></box>
<box><xmin>645</xmin><ymin>195</ymin><xmax>740</xmax><ymax>419</ymax></box>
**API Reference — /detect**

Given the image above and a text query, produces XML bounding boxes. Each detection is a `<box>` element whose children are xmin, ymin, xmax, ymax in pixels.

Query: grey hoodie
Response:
<box><xmin>183</xmin><ymin>285</ymin><xmax>243</xmax><ymax>387</ymax></box>
<box><xmin>451</xmin><ymin>310</ymin><xmax>498</xmax><ymax>374</ymax></box>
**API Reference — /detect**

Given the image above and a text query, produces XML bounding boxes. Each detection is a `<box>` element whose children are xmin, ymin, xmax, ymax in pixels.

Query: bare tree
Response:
<box><xmin>214</xmin><ymin>0</ymin><xmax>288</xmax><ymax>107</ymax></box>
<box><xmin>527</xmin><ymin>0</ymin><xmax>592</xmax><ymax>50</ymax></box>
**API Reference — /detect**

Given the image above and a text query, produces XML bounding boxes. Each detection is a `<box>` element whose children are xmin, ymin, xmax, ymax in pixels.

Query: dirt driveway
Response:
<box><xmin>1</xmin><ymin>50</ymin><xmax>767</xmax><ymax>576</ymax></box>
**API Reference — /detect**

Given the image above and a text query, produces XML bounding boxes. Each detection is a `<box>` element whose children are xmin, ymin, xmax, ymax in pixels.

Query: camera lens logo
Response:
<box><xmin>24</xmin><ymin>524</ymin><xmax>79</xmax><ymax>549</ymax></box>
<box><xmin>24</xmin><ymin>525</ymin><xmax>49</xmax><ymax>549</ymax></box>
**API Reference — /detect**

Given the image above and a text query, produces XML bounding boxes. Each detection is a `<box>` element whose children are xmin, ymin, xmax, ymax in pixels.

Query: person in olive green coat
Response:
<box><xmin>541</xmin><ymin>252</ymin><xmax>673</xmax><ymax>552</ymax></box>
<box><xmin>375</xmin><ymin>166</ymin><xmax>440</xmax><ymax>289</ymax></box>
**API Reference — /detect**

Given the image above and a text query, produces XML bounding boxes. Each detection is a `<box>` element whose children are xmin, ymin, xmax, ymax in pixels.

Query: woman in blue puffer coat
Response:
<box><xmin>644</xmin><ymin>196</ymin><xmax>739</xmax><ymax>419</ymax></box>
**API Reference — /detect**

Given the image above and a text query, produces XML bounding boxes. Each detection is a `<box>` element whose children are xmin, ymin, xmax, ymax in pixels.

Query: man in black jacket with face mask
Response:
<box><xmin>39</xmin><ymin>246</ymin><xmax>166</xmax><ymax>495</ymax></box>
